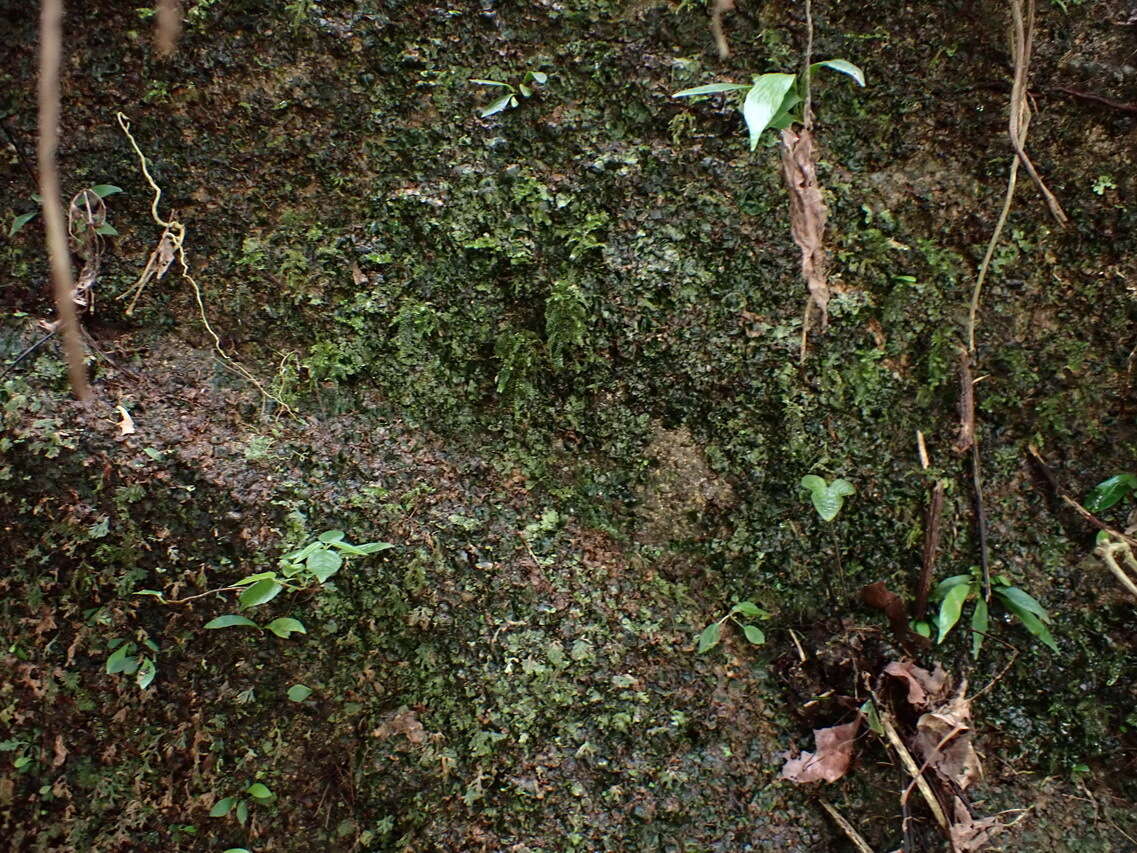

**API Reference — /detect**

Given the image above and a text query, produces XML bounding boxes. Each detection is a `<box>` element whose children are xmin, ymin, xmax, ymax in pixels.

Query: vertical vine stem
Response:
<box><xmin>801</xmin><ymin>0</ymin><xmax>813</xmax><ymax>129</ymax></box>
<box><xmin>38</xmin><ymin>0</ymin><xmax>92</xmax><ymax>402</ymax></box>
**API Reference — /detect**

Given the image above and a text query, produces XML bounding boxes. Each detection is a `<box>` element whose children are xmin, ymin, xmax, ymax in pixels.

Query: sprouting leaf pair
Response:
<box><xmin>471</xmin><ymin>71</ymin><xmax>549</xmax><ymax>117</ymax></box>
<box><xmin>930</xmin><ymin>570</ymin><xmax>1056</xmax><ymax>657</ymax></box>
<box><xmin>697</xmin><ymin>600</ymin><xmax>771</xmax><ymax>653</ymax></box>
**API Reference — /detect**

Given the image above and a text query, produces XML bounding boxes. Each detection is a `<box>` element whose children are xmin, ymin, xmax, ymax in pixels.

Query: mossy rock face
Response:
<box><xmin>634</xmin><ymin>424</ymin><xmax>736</xmax><ymax>545</ymax></box>
<box><xmin>1</xmin><ymin>0</ymin><xmax>1136</xmax><ymax>848</ymax></box>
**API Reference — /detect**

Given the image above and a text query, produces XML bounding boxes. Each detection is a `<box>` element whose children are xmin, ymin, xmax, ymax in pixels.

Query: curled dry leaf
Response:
<box><xmin>915</xmin><ymin>691</ymin><xmax>981</xmax><ymax>790</ymax></box>
<box><xmin>372</xmin><ymin>707</ymin><xmax>427</xmax><ymax>746</ymax></box>
<box><xmin>779</xmin><ymin>127</ymin><xmax>829</xmax><ymax>336</ymax></box>
<box><xmin>781</xmin><ymin>716</ymin><xmax>861</xmax><ymax>784</ymax></box>
<box><xmin>116</xmin><ymin>406</ymin><xmax>137</xmax><ymax>436</ymax></box>
<box><xmin>884</xmin><ymin>660</ymin><xmax>950</xmax><ymax>709</ymax></box>
<box><xmin>950</xmin><ymin>796</ymin><xmax>1004</xmax><ymax>852</ymax></box>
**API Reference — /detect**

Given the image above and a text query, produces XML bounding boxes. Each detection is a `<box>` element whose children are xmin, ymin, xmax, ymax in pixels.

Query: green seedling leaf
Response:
<box><xmin>469</xmin><ymin>78</ymin><xmax>509</xmax><ymax>87</ymax></box>
<box><xmin>970</xmin><ymin>596</ymin><xmax>988</xmax><ymax>659</ymax></box>
<box><xmin>742</xmin><ymin>624</ymin><xmax>765</xmax><ymax>645</ymax></box>
<box><xmin>204</xmin><ymin>614</ymin><xmax>260</xmax><ymax>630</ymax></box>
<box><xmin>236</xmin><ymin>799</ymin><xmax>248</xmax><ymax>826</ymax></box>
<box><xmin>1084</xmin><ymin>473</ymin><xmax>1137</xmax><ymax>512</ymax></box>
<box><xmin>911</xmin><ymin>620</ymin><xmax>932</xmax><ymax>638</ymax></box>
<box><xmin>222</xmin><ymin>849</ymin><xmax>253</xmax><ymax>853</ymax></box>
<box><xmin>134</xmin><ymin>589</ymin><xmax>166</xmax><ymax>599</ymax></box>
<box><xmin>8</xmin><ymin>211</ymin><xmax>38</xmax><ymax>237</ymax></box>
<box><xmin>265</xmin><ymin>617</ymin><xmax>306</xmax><ymax>639</ymax></box>
<box><xmin>246</xmin><ymin>782</ymin><xmax>272</xmax><ymax>800</ymax></box>
<box><xmin>696</xmin><ymin>621</ymin><xmax>721</xmax><ymax>653</ymax></box>
<box><xmin>318</xmin><ymin>529</ymin><xmax>345</xmax><ymax>543</ymax></box>
<box><xmin>480</xmin><ymin>94</ymin><xmax>515</xmax><ymax>117</ymax></box>
<box><xmin>811</xmin><ymin>58</ymin><xmax>866</xmax><ymax>87</ymax></box>
<box><xmin>673</xmin><ymin>82</ymin><xmax>751</xmax><ymax>97</ymax></box>
<box><xmin>136</xmin><ymin>656</ymin><xmax>156</xmax><ymax>689</ymax></box>
<box><xmin>860</xmin><ymin>699</ymin><xmax>884</xmax><ymax>736</ymax></box>
<box><xmin>730</xmin><ymin>601</ymin><xmax>767</xmax><ymax>621</ymax></box>
<box><xmin>307</xmin><ymin>548</ymin><xmax>343</xmax><ymax>582</ymax></box>
<box><xmin>743</xmin><ymin>73</ymin><xmax>797</xmax><ymax>150</ymax></box>
<box><xmin>933</xmin><ymin>574</ymin><xmax>974</xmax><ymax>599</ymax></box>
<box><xmin>94</xmin><ymin>223</ymin><xmax>119</xmax><ymax>236</ymax></box>
<box><xmin>518</xmin><ymin>83</ymin><xmax>532</xmax><ymax>98</ymax></box>
<box><xmin>233</xmin><ymin>571</ymin><xmax>278</xmax><ymax>586</ymax></box>
<box><xmin>936</xmin><ymin>582</ymin><xmax>970</xmax><ymax>643</ymax></box>
<box><xmin>768</xmin><ymin>89</ymin><xmax>803</xmax><ymax>131</ymax></box>
<box><xmin>1000</xmin><ymin>599</ymin><xmax>1058</xmax><ymax>651</ymax></box>
<box><xmin>528</xmin><ymin>71</ymin><xmax>548</xmax><ymax>84</ymax></box>
<box><xmin>209</xmin><ymin>796</ymin><xmax>236</xmax><ymax>818</ymax></box>
<box><xmin>239</xmin><ymin>578</ymin><xmax>282</xmax><ymax>608</ymax></box>
<box><xmin>995</xmin><ymin>586</ymin><xmax>1051</xmax><ymax>624</ymax></box>
<box><xmin>354</xmin><ymin>541</ymin><xmax>396</xmax><ymax>555</ymax></box>
<box><xmin>106</xmin><ymin>643</ymin><xmax>136</xmax><ymax>674</ymax></box>
<box><xmin>287</xmin><ymin>683</ymin><xmax>313</xmax><ymax>702</ymax></box>
<box><xmin>89</xmin><ymin>184</ymin><xmax>123</xmax><ymax>198</ymax></box>
<box><xmin>800</xmin><ymin>475</ymin><xmax>856</xmax><ymax>522</ymax></box>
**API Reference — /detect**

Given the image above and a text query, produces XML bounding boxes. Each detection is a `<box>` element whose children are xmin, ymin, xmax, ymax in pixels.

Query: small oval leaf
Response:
<box><xmin>239</xmin><ymin>578</ymin><xmax>282</xmax><ymax>609</ymax></box>
<box><xmin>204</xmin><ymin>614</ymin><xmax>261</xmax><ymax>630</ymax></box>
<box><xmin>287</xmin><ymin>683</ymin><xmax>313</xmax><ymax>702</ymax></box>
<box><xmin>318</xmin><ymin>529</ymin><xmax>345</xmax><ymax>543</ymax></box>
<box><xmin>697</xmin><ymin>621</ymin><xmax>722</xmax><ymax>653</ymax></box>
<box><xmin>136</xmin><ymin>656</ymin><xmax>156</xmax><ymax>689</ymax></box>
<box><xmin>246</xmin><ymin>782</ymin><xmax>272</xmax><ymax>800</ymax></box>
<box><xmin>307</xmin><ymin>549</ymin><xmax>343</xmax><ymax>582</ymax></box>
<box><xmin>742</xmin><ymin>624</ymin><xmax>765</xmax><ymax>645</ymax></box>
<box><xmin>1084</xmin><ymin>473</ymin><xmax>1137</xmax><ymax>513</ymax></box>
<box><xmin>936</xmin><ymin>582</ymin><xmax>971</xmax><ymax>644</ymax></box>
<box><xmin>811</xmin><ymin>58</ymin><xmax>866</xmax><ymax>87</ymax></box>
<box><xmin>266</xmin><ymin>617</ymin><xmax>307</xmax><ymax>639</ymax></box>
<box><xmin>210</xmin><ymin>796</ymin><xmax>236</xmax><ymax>818</ymax></box>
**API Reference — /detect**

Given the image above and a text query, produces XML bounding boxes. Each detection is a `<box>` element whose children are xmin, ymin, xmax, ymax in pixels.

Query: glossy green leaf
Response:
<box><xmin>353</xmin><ymin>541</ymin><xmax>396</xmax><ymax>555</ymax></box>
<box><xmin>768</xmin><ymin>89</ymin><xmax>803</xmax><ymax>130</ymax></box>
<box><xmin>222</xmin><ymin>849</ymin><xmax>252</xmax><ymax>853</ymax></box>
<box><xmin>209</xmin><ymin>796</ymin><xmax>236</xmax><ymax>817</ymax></box>
<box><xmin>743</xmin><ymin>73</ymin><xmax>797</xmax><ymax>150</ymax></box>
<box><xmin>106</xmin><ymin>643</ymin><xmax>136</xmax><ymax>674</ymax></box>
<box><xmin>697</xmin><ymin>621</ymin><xmax>721</xmax><ymax>653</ymax></box>
<box><xmin>933</xmin><ymin>574</ymin><xmax>974</xmax><ymax>599</ymax></box>
<box><xmin>89</xmin><ymin>184</ymin><xmax>123</xmax><ymax>198</ymax></box>
<box><xmin>239</xmin><ymin>578</ymin><xmax>282</xmax><ymax>608</ymax></box>
<box><xmin>8</xmin><ymin>211</ymin><xmax>38</xmax><ymax>237</ymax></box>
<box><xmin>469</xmin><ymin>78</ymin><xmax>509</xmax><ymax>87</ymax></box>
<box><xmin>246</xmin><ymin>782</ymin><xmax>272</xmax><ymax>800</ymax></box>
<box><xmin>134</xmin><ymin>589</ymin><xmax>166</xmax><ymax>599</ymax></box>
<box><xmin>287</xmin><ymin>684</ymin><xmax>313</xmax><ymax>702</ymax></box>
<box><xmin>236</xmin><ymin>799</ymin><xmax>248</xmax><ymax>826</ymax></box>
<box><xmin>970</xmin><ymin>596</ymin><xmax>988</xmax><ymax>659</ymax></box>
<box><xmin>136</xmin><ymin>656</ymin><xmax>156</xmax><ymax>689</ymax></box>
<box><xmin>204</xmin><ymin>614</ymin><xmax>260</xmax><ymax>630</ymax></box>
<box><xmin>318</xmin><ymin>529</ymin><xmax>345</xmax><ymax>543</ymax></box>
<box><xmin>307</xmin><ymin>549</ymin><xmax>343</xmax><ymax>582</ymax></box>
<box><xmin>232</xmin><ymin>571</ymin><xmax>278</xmax><ymax>586</ymax></box>
<box><xmin>1001</xmin><ymin>599</ymin><xmax>1058</xmax><ymax>651</ymax></box>
<box><xmin>994</xmin><ymin>586</ymin><xmax>1051</xmax><ymax>624</ymax></box>
<box><xmin>518</xmin><ymin>84</ymin><xmax>532</xmax><ymax>98</ymax></box>
<box><xmin>860</xmin><ymin>699</ymin><xmax>884</xmax><ymax>736</ymax></box>
<box><xmin>672</xmin><ymin>82</ymin><xmax>750</xmax><ymax>97</ymax></box>
<box><xmin>1084</xmin><ymin>474</ymin><xmax>1137</xmax><ymax>512</ymax></box>
<box><xmin>811</xmin><ymin>58</ymin><xmax>866</xmax><ymax>87</ymax></box>
<box><xmin>265</xmin><ymin>617</ymin><xmax>306</xmax><ymax>639</ymax></box>
<box><xmin>911</xmin><ymin>620</ymin><xmax>932</xmax><ymax>638</ymax></box>
<box><xmin>480</xmin><ymin>93</ymin><xmax>515</xmax><ymax>117</ymax></box>
<box><xmin>528</xmin><ymin>71</ymin><xmax>548</xmax><ymax>84</ymax></box>
<box><xmin>742</xmin><ymin>624</ymin><xmax>765</xmax><ymax>645</ymax></box>
<box><xmin>936</xmin><ymin>582</ymin><xmax>970</xmax><ymax>643</ymax></box>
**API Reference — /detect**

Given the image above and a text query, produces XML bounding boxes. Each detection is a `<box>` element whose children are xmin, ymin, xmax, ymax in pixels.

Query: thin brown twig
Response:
<box><xmin>1050</xmin><ymin>86</ymin><xmax>1137</xmax><ymax>114</ymax></box>
<box><xmin>915</xmin><ymin>480</ymin><xmax>945</xmax><ymax>619</ymax></box>
<box><xmin>818</xmin><ymin>799</ymin><xmax>875</xmax><ymax>853</ymax></box>
<box><xmin>38</xmin><ymin>0</ymin><xmax>91</xmax><ymax>402</ymax></box>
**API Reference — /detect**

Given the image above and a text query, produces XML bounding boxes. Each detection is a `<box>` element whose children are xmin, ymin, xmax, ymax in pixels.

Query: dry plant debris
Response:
<box><xmin>781</xmin><ymin>716</ymin><xmax>861</xmax><ymax>783</ymax></box>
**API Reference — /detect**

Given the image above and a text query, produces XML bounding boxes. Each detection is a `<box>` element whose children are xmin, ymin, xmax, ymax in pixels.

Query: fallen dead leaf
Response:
<box><xmin>949</xmin><ymin>796</ymin><xmax>1004</xmax><ymax>852</ymax></box>
<box><xmin>915</xmin><ymin>691</ymin><xmax>981</xmax><ymax>790</ymax></box>
<box><xmin>780</xmin><ymin>126</ymin><xmax>829</xmax><ymax>337</ymax></box>
<box><xmin>884</xmin><ymin>660</ymin><xmax>950</xmax><ymax>709</ymax></box>
<box><xmin>372</xmin><ymin>707</ymin><xmax>427</xmax><ymax>746</ymax></box>
<box><xmin>116</xmin><ymin>406</ymin><xmax>136</xmax><ymax>436</ymax></box>
<box><xmin>52</xmin><ymin>734</ymin><xmax>68</xmax><ymax>767</ymax></box>
<box><xmin>781</xmin><ymin>716</ymin><xmax>861</xmax><ymax>783</ymax></box>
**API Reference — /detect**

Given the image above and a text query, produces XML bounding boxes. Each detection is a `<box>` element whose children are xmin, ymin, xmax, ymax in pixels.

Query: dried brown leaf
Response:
<box><xmin>884</xmin><ymin>661</ymin><xmax>950</xmax><ymax>709</ymax></box>
<box><xmin>116</xmin><ymin>406</ymin><xmax>137</xmax><ymax>436</ymax></box>
<box><xmin>950</xmin><ymin>796</ymin><xmax>1004</xmax><ymax>852</ymax></box>
<box><xmin>780</xmin><ymin>127</ymin><xmax>829</xmax><ymax>333</ymax></box>
<box><xmin>914</xmin><ymin>692</ymin><xmax>981</xmax><ymax>790</ymax></box>
<box><xmin>372</xmin><ymin>707</ymin><xmax>427</xmax><ymax>746</ymax></box>
<box><xmin>52</xmin><ymin>734</ymin><xmax>68</xmax><ymax>767</ymax></box>
<box><xmin>781</xmin><ymin>717</ymin><xmax>860</xmax><ymax>784</ymax></box>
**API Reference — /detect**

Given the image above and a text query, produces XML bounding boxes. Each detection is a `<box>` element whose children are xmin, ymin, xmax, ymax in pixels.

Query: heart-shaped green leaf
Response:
<box><xmin>306</xmin><ymin>548</ymin><xmax>343</xmax><ymax>582</ymax></box>
<box><xmin>696</xmin><ymin>621</ymin><xmax>721</xmax><ymax>653</ymax></box>
<box><xmin>800</xmin><ymin>475</ymin><xmax>856</xmax><ymax>522</ymax></box>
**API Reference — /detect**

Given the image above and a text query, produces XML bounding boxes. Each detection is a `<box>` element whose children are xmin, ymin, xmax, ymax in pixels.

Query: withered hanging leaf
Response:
<box><xmin>780</xmin><ymin>127</ymin><xmax>829</xmax><ymax>336</ymax></box>
<box><xmin>781</xmin><ymin>717</ymin><xmax>860</xmax><ymax>784</ymax></box>
<box><xmin>884</xmin><ymin>661</ymin><xmax>950</xmax><ymax>709</ymax></box>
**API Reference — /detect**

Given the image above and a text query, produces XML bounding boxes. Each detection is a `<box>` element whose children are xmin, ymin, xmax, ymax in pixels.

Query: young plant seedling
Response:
<box><xmin>928</xmin><ymin>567</ymin><xmax>1057</xmax><ymax>657</ymax></box>
<box><xmin>697</xmin><ymin>600</ymin><xmax>771</xmax><ymax>653</ymax></box>
<box><xmin>9</xmin><ymin>184</ymin><xmax>123</xmax><ymax>237</ymax></box>
<box><xmin>800</xmin><ymin>475</ymin><xmax>855</xmax><ymax>522</ymax></box>
<box><xmin>209</xmin><ymin>781</ymin><xmax>274</xmax><ymax>827</ymax></box>
<box><xmin>673</xmin><ymin>59</ymin><xmax>864</xmax><ymax>150</ymax></box>
<box><xmin>105</xmin><ymin>635</ymin><xmax>158</xmax><ymax>689</ymax></box>
<box><xmin>470</xmin><ymin>70</ymin><xmax>548</xmax><ymax>117</ymax></box>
